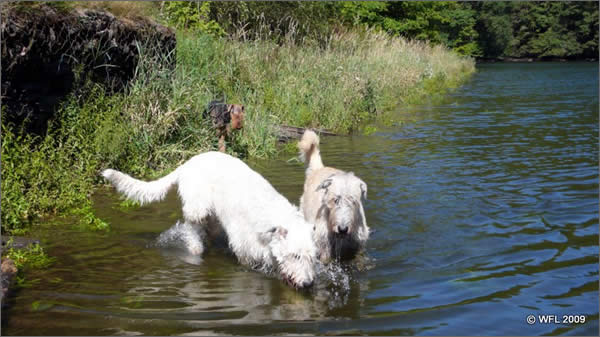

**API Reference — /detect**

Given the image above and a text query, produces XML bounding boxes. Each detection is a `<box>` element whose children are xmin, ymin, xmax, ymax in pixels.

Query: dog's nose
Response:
<box><xmin>302</xmin><ymin>280</ymin><xmax>314</xmax><ymax>288</ymax></box>
<box><xmin>337</xmin><ymin>225</ymin><xmax>348</xmax><ymax>234</ymax></box>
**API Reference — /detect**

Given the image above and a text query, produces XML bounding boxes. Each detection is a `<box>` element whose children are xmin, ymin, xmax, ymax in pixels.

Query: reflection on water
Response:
<box><xmin>3</xmin><ymin>63</ymin><xmax>598</xmax><ymax>335</ymax></box>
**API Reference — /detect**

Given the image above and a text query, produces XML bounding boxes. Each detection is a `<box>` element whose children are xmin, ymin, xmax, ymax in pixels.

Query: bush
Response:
<box><xmin>162</xmin><ymin>1</ymin><xmax>224</xmax><ymax>36</ymax></box>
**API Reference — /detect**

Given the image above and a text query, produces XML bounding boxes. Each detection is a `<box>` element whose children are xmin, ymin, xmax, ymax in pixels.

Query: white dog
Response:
<box><xmin>101</xmin><ymin>151</ymin><xmax>317</xmax><ymax>288</ymax></box>
<box><xmin>298</xmin><ymin>130</ymin><xmax>369</xmax><ymax>263</ymax></box>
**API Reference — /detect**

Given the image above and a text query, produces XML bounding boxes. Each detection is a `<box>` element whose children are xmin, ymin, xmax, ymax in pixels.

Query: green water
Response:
<box><xmin>2</xmin><ymin>63</ymin><xmax>598</xmax><ymax>335</ymax></box>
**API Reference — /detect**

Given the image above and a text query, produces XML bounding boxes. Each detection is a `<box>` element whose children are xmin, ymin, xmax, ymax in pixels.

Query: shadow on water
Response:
<box><xmin>3</xmin><ymin>63</ymin><xmax>598</xmax><ymax>335</ymax></box>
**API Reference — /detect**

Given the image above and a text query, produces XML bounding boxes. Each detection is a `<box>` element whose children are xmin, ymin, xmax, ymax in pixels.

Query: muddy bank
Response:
<box><xmin>1</xmin><ymin>3</ymin><xmax>176</xmax><ymax>135</ymax></box>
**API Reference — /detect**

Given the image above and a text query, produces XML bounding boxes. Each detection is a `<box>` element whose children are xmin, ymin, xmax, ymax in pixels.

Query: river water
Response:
<box><xmin>3</xmin><ymin>63</ymin><xmax>598</xmax><ymax>335</ymax></box>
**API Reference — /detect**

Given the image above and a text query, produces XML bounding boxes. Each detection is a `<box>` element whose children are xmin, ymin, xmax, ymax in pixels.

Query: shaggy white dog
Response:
<box><xmin>102</xmin><ymin>151</ymin><xmax>317</xmax><ymax>288</ymax></box>
<box><xmin>298</xmin><ymin>130</ymin><xmax>369</xmax><ymax>263</ymax></box>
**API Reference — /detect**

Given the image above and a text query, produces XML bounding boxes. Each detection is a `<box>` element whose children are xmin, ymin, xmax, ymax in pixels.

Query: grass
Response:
<box><xmin>1</xmin><ymin>25</ymin><xmax>474</xmax><ymax>234</ymax></box>
<box><xmin>167</xmin><ymin>28</ymin><xmax>475</xmax><ymax>155</ymax></box>
<box><xmin>2</xmin><ymin>239</ymin><xmax>55</xmax><ymax>287</ymax></box>
<box><xmin>3</xmin><ymin>241</ymin><xmax>54</xmax><ymax>271</ymax></box>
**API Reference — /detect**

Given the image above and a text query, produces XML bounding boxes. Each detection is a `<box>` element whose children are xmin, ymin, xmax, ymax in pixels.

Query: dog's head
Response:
<box><xmin>258</xmin><ymin>225</ymin><xmax>317</xmax><ymax>289</ymax></box>
<box><xmin>227</xmin><ymin>104</ymin><xmax>245</xmax><ymax>130</ymax></box>
<box><xmin>315</xmin><ymin>172</ymin><xmax>368</xmax><ymax>256</ymax></box>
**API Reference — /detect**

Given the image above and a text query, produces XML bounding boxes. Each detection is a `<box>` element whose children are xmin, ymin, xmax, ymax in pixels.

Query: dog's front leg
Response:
<box><xmin>217</xmin><ymin>128</ymin><xmax>227</xmax><ymax>152</ymax></box>
<box><xmin>315</xmin><ymin>235</ymin><xmax>332</xmax><ymax>264</ymax></box>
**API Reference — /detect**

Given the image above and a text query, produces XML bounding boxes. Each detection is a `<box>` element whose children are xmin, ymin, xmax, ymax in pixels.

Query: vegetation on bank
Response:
<box><xmin>3</xmin><ymin>240</ymin><xmax>54</xmax><ymax>286</ymax></box>
<box><xmin>50</xmin><ymin>1</ymin><xmax>600</xmax><ymax>59</ymax></box>
<box><xmin>333</xmin><ymin>1</ymin><xmax>599</xmax><ymax>60</ymax></box>
<box><xmin>137</xmin><ymin>1</ymin><xmax>600</xmax><ymax>60</ymax></box>
<box><xmin>1</xmin><ymin>2</ymin><xmax>474</xmax><ymax>233</ymax></box>
<box><xmin>6</xmin><ymin>245</ymin><xmax>53</xmax><ymax>270</ymax></box>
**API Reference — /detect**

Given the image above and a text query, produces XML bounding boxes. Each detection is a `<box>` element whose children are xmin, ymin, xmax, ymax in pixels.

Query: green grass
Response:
<box><xmin>3</xmin><ymin>240</ymin><xmax>55</xmax><ymax>285</ymax></box>
<box><xmin>2</xmin><ymin>239</ymin><xmax>55</xmax><ymax>287</ymax></box>
<box><xmin>3</xmin><ymin>242</ymin><xmax>54</xmax><ymax>271</ymax></box>
<box><xmin>1</xmin><ymin>28</ymin><xmax>474</xmax><ymax>234</ymax></box>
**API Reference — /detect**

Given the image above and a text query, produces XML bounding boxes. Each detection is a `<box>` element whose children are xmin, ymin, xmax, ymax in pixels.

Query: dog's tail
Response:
<box><xmin>101</xmin><ymin>168</ymin><xmax>179</xmax><ymax>205</ymax></box>
<box><xmin>298</xmin><ymin>129</ymin><xmax>324</xmax><ymax>175</ymax></box>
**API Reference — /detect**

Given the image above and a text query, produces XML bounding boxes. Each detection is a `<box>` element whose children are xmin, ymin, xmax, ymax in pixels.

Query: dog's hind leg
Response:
<box><xmin>179</xmin><ymin>197</ymin><xmax>213</xmax><ymax>255</ymax></box>
<box><xmin>156</xmin><ymin>221</ymin><xmax>205</xmax><ymax>255</ymax></box>
<box><xmin>180</xmin><ymin>221</ymin><xmax>205</xmax><ymax>255</ymax></box>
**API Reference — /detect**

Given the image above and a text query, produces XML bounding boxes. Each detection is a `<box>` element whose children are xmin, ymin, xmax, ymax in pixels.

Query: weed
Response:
<box><xmin>4</xmin><ymin>241</ymin><xmax>55</xmax><ymax>271</ymax></box>
<box><xmin>71</xmin><ymin>204</ymin><xmax>109</xmax><ymax>231</ymax></box>
<box><xmin>117</xmin><ymin>199</ymin><xmax>141</xmax><ymax>210</ymax></box>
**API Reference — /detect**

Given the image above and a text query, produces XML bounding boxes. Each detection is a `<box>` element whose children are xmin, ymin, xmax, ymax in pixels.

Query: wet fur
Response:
<box><xmin>298</xmin><ymin>130</ymin><xmax>369</xmax><ymax>263</ymax></box>
<box><xmin>102</xmin><ymin>152</ymin><xmax>317</xmax><ymax>288</ymax></box>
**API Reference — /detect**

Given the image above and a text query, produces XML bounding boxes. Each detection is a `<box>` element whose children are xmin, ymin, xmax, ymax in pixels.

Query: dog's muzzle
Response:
<box><xmin>283</xmin><ymin>274</ymin><xmax>314</xmax><ymax>289</ymax></box>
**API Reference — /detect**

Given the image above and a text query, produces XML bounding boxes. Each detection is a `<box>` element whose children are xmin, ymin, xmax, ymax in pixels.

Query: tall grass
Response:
<box><xmin>1</xmin><ymin>28</ymin><xmax>474</xmax><ymax>232</ymax></box>
<box><xmin>169</xmin><ymin>27</ymin><xmax>475</xmax><ymax>154</ymax></box>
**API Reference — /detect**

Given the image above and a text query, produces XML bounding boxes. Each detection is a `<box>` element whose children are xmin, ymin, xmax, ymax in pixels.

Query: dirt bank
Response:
<box><xmin>1</xmin><ymin>3</ymin><xmax>176</xmax><ymax>135</ymax></box>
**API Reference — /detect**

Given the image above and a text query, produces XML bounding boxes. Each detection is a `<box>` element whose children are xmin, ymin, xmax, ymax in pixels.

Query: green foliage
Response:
<box><xmin>500</xmin><ymin>1</ymin><xmax>598</xmax><ymax>59</ymax></box>
<box><xmin>71</xmin><ymin>204</ymin><xmax>109</xmax><ymax>231</ymax></box>
<box><xmin>362</xmin><ymin>125</ymin><xmax>378</xmax><ymax>136</ymax></box>
<box><xmin>118</xmin><ymin>199</ymin><xmax>141</xmax><ymax>210</ymax></box>
<box><xmin>163</xmin><ymin>1</ymin><xmax>224</xmax><ymax>36</ymax></box>
<box><xmin>1</xmin><ymin>28</ymin><xmax>474</xmax><ymax>232</ymax></box>
<box><xmin>336</xmin><ymin>1</ymin><xmax>388</xmax><ymax>26</ymax></box>
<box><xmin>380</xmin><ymin>2</ymin><xmax>481</xmax><ymax>56</ymax></box>
<box><xmin>4</xmin><ymin>241</ymin><xmax>55</xmax><ymax>271</ymax></box>
<box><xmin>0</xmin><ymin>85</ymin><xmax>120</xmax><ymax>233</ymax></box>
<box><xmin>471</xmin><ymin>1</ymin><xmax>514</xmax><ymax>58</ymax></box>
<box><xmin>304</xmin><ymin>1</ymin><xmax>598</xmax><ymax>59</ymax></box>
<box><xmin>206</xmin><ymin>1</ymin><xmax>337</xmax><ymax>43</ymax></box>
<box><xmin>3</xmin><ymin>240</ymin><xmax>55</xmax><ymax>286</ymax></box>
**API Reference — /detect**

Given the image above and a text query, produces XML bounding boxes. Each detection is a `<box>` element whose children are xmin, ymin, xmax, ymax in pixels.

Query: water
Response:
<box><xmin>3</xmin><ymin>63</ymin><xmax>598</xmax><ymax>335</ymax></box>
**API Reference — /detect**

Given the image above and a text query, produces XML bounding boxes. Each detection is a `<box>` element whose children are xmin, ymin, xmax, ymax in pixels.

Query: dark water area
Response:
<box><xmin>2</xmin><ymin>63</ymin><xmax>598</xmax><ymax>335</ymax></box>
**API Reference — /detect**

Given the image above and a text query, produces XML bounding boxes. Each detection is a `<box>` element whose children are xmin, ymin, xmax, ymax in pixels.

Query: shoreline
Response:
<box><xmin>1</xmin><ymin>5</ymin><xmax>475</xmax><ymax>237</ymax></box>
<box><xmin>476</xmin><ymin>57</ymin><xmax>598</xmax><ymax>63</ymax></box>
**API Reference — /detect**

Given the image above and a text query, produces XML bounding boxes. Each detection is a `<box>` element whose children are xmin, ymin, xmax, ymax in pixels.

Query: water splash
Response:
<box><xmin>154</xmin><ymin>221</ymin><xmax>204</xmax><ymax>264</ymax></box>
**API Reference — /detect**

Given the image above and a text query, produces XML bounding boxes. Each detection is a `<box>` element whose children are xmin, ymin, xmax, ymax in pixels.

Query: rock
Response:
<box><xmin>1</xmin><ymin>237</ymin><xmax>41</xmax><ymax>309</ymax></box>
<box><xmin>1</xmin><ymin>258</ymin><xmax>17</xmax><ymax>309</ymax></box>
<box><xmin>1</xmin><ymin>236</ymin><xmax>40</xmax><ymax>252</ymax></box>
<box><xmin>1</xmin><ymin>3</ymin><xmax>176</xmax><ymax>135</ymax></box>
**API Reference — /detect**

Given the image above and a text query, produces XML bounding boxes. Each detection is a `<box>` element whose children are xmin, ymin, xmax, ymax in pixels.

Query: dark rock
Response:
<box><xmin>1</xmin><ymin>236</ymin><xmax>40</xmax><ymax>252</ymax></box>
<box><xmin>1</xmin><ymin>3</ymin><xmax>176</xmax><ymax>135</ymax></box>
<box><xmin>1</xmin><ymin>258</ymin><xmax>17</xmax><ymax>309</ymax></box>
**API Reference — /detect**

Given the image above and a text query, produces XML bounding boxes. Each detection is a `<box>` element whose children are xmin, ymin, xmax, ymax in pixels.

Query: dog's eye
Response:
<box><xmin>334</xmin><ymin>196</ymin><xmax>341</xmax><ymax>204</ymax></box>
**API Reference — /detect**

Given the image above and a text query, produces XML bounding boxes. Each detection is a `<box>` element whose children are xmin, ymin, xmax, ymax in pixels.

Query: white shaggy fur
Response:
<box><xmin>298</xmin><ymin>130</ymin><xmax>369</xmax><ymax>263</ymax></box>
<box><xmin>102</xmin><ymin>151</ymin><xmax>318</xmax><ymax>288</ymax></box>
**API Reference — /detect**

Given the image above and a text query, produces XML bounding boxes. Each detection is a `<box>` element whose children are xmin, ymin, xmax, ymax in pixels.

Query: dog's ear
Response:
<box><xmin>316</xmin><ymin>178</ymin><xmax>332</xmax><ymax>192</ymax></box>
<box><xmin>227</xmin><ymin>104</ymin><xmax>234</xmax><ymax>115</ymax></box>
<box><xmin>359</xmin><ymin>180</ymin><xmax>367</xmax><ymax>200</ymax></box>
<box><xmin>258</xmin><ymin>226</ymin><xmax>288</xmax><ymax>245</ymax></box>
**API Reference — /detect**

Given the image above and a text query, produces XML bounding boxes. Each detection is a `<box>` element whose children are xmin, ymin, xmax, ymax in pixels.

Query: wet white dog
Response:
<box><xmin>298</xmin><ymin>130</ymin><xmax>369</xmax><ymax>263</ymax></box>
<box><xmin>102</xmin><ymin>151</ymin><xmax>317</xmax><ymax>288</ymax></box>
